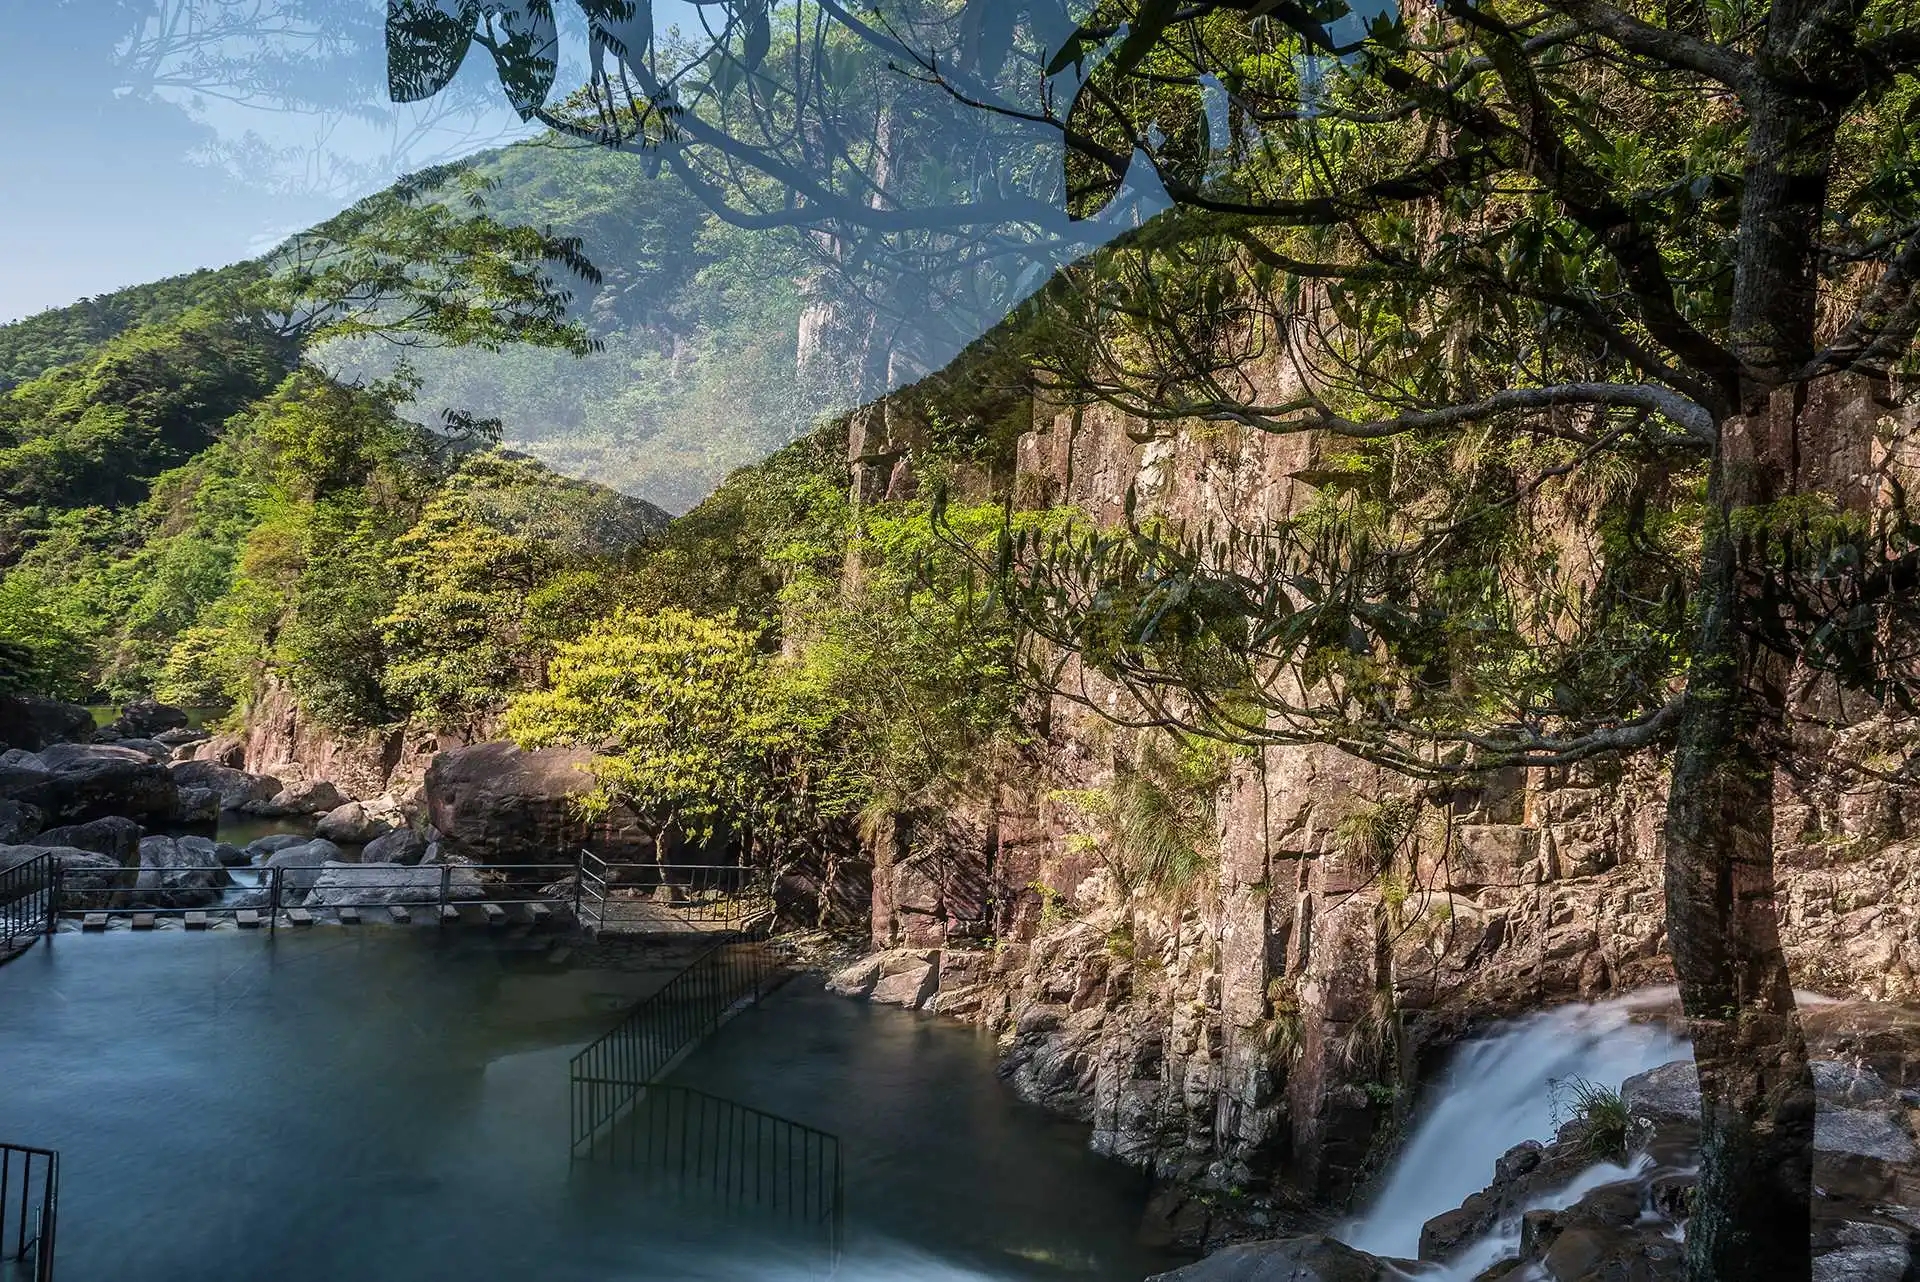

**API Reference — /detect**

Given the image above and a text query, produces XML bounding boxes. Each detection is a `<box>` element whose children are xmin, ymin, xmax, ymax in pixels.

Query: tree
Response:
<box><xmin>425</xmin><ymin>5</ymin><xmax>1920</xmax><ymax>1277</ymax></box>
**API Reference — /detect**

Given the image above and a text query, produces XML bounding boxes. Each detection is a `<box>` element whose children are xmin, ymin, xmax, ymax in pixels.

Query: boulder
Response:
<box><xmin>0</xmin><ymin>695</ymin><xmax>94</xmax><ymax>752</ymax></box>
<box><xmin>315</xmin><ymin>801</ymin><xmax>392</xmax><ymax>845</ymax></box>
<box><xmin>0</xmin><ymin>799</ymin><xmax>42</xmax><ymax>845</ymax></box>
<box><xmin>103</xmin><ymin>700</ymin><xmax>189</xmax><ymax>740</ymax></box>
<box><xmin>153</xmin><ymin>727</ymin><xmax>208</xmax><ymax>748</ymax></box>
<box><xmin>169</xmin><ymin>761</ymin><xmax>281</xmax><ymax>812</ymax></box>
<box><xmin>1621</xmin><ymin>1060</ymin><xmax>1701</xmax><ymax>1126</ymax></box>
<box><xmin>2</xmin><ymin>743</ymin><xmax>179</xmax><ymax>825</ymax></box>
<box><xmin>261</xmin><ymin>840</ymin><xmax>342</xmax><ymax>898</ymax></box>
<box><xmin>246</xmin><ymin>779</ymin><xmax>348</xmax><ymax>817</ymax></box>
<box><xmin>425</xmin><ymin>742</ymin><xmax>651</xmax><ymax>866</ymax></box>
<box><xmin>245</xmin><ymin>833</ymin><xmax>314</xmax><ymax>859</ymax></box>
<box><xmin>130</xmin><ymin>835</ymin><xmax>225</xmax><ymax>909</ymax></box>
<box><xmin>301</xmin><ymin>861</ymin><xmax>483</xmax><ymax>909</ymax></box>
<box><xmin>827</xmin><ymin>955</ymin><xmax>886</xmax><ymax>998</ymax></box>
<box><xmin>361</xmin><ymin>828</ymin><xmax>428</xmax><ymax>866</ymax></box>
<box><xmin>34</xmin><ymin>817</ymin><xmax>142</xmax><ymax>865</ymax></box>
<box><xmin>173</xmin><ymin>786</ymin><xmax>221</xmax><ymax>826</ymax></box>
<box><xmin>1148</xmin><ymin>1236</ymin><xmax>1410</xmax><ymax>1282</ymax></box>
<box><xmin>0</xmin><ymin>844</ymin><xmax>127</xmax><ymax>902</ymax></box>
<box><xmin>182</xmin><ymin>735</ymin><xmax>245</xmax><ymax>768</ymax></box>
<box><xmin>108</xmin><ymin>738</ymin><xmax>174</xmax><ymax>764</ymax></box>
<box><xmin>214</xmin><ymin>843</ymin><xmax>248</xmax><ymax>868</ymax></box>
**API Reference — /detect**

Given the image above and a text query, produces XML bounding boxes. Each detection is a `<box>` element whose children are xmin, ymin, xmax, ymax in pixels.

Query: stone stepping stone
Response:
<box><xmin>236</xmin><ymin>910</ymin><xmax>263</xmax><ymax>929</ymax></box>
<box><xmin>131</xmin><ymin>913</ymin><xmax>156</xmax><ymax>931</ymax></box>
<box><xmin>526</xmin><ymin>902</ymin><xmax>552</xmax><ymax>926</ymax></box>
<box><xmin>82</xmin><ymin>912</ymin><xmax>108</xmax><ymax>931</ymax></box>
<box><xmin>338</xmin><ymin>907</ymin><xmax>361</xmax><ymax>925</ymax></box>
<box><xmin>440</xmin><ymin>904</ymin><xmax>462</xmax><ymax>924</ymax></box>
<box><xmin>185</xmin><ymin>911</ymin><xmax>210</xmax><ymax>931</ymax></box>
<box><xmin>286</xmin><ymin>908</ymin><xmax>315</xmax><ymax>926</ymax></box>
<box><xmin>481</xmin><ymin>902</ymin><xmax>506</xmax><ymax>927</ymax></box>
<box><xmin>389</xmin><ymin>905</ymin><xmax>412</xmax><ymax>925</ymax></box>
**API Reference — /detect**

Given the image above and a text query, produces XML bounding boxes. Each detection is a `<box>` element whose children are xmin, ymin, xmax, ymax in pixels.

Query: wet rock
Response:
<box><xmin>1814</xmin><ymin>1062</ymin><xmax>1897</xmax><ymax>1108</ymax></box>
<box><xmin>315</xmin><ymin>801</ymin><xmax>392</xmax><ymax>845</ymax></box>
<box><xmin>34</xmin><ymin>817</ymin><xmax>142</xmax><ymax>865</ymax></box>
<box><xmin>153</xmin><ymin>727</ymin><xmax>207</xmax><ymax>748</ymax></box>
<box><xmin>301</xmin><ymin>861</ymin><xmax>482</xmax><ymax>909</ymax></box>
<box><xmin>0</xmin><ymin>695</ymin><xmax>93</xmax><ymax>752</ymax></box>
<box><xmin>111</xmin><ymin>738</ymin><xmax>174</xmax><ymax>764</ymax></box>
<box><xmin>1815</xmin><ymin>1244</ymin><xmax>1913</xmax><ymax>1282</ymax></box>
<box><xmin>361</xmin><ymin>828</ymin><xmax>427</xmax><ymax>866</ymax></box>
<box><xmin>1146</xmin><ymin>1235</ymin><xmax>1412</xmax><ymax>1281</ymax></box>
<box><xmin>214</xmin><ymin>843</ymin><xmax>248</xmax><ymax>867</ymax></box>
<box><xmin>168</xmin><ymin>761</ymin><xmax>281</xmax><ymax>811</ymax></box>
<box><xmin>869</xmin><ymin>951</ymin><xmax>940</xmax><ymax>1009</ymax></box>
<box><xmin>131</xmin><ymin>835</ymin><xmax>224</xmax><ymax>909</ymax></box>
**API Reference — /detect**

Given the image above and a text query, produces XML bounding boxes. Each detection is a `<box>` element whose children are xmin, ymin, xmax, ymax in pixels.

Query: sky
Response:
<box><xmin>0</xmin><ymin>1</ymin><xmax>702</xmax><ymax>323</ymax></box>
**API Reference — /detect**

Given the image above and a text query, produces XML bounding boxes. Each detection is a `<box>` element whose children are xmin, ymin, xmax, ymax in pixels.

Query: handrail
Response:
<box><xmin>570</xmin><ymin>940</ymin><xmax>776</xmax><ymax>1158</ymax></box>
<box><xmin>0</xmin><ymin>856</ymin><xmax>55</xmax><ymax>954</ymax></box>
<box><xmin>0</xmin><ymin>1143</ymin><xmax>58</xmax><ymax>1282</ymax></box>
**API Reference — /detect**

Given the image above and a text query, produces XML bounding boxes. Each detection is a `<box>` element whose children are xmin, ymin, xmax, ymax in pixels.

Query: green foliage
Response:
<box><xmin>0</xmin><ymin>264</ymin><xmax>265</xmax><ymax>392</ymax></box>
<box><xmin>1054</xmin><ymin>727</ymin><xmax>1234</xmax><ymax>900</ymax></box>
<box><xmin>1552</xmin><ymin>1077</ymin><xmax>1635</xmax><ymax>1162</ymax></box>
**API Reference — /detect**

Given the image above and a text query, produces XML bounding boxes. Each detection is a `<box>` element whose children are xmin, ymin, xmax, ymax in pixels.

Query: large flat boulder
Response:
<box><xmin>1</xmin><ymin>743</ymin><xmax>180</xmax><ymax>825</ymax></box>
<box><xmin>424</xmin><ymin>742</ymin><xmax>651</xmax><ymax>866</ymax></box>
<box><xmin>35</xmin><ymin>817</ymin><xmax>142</xmax><ymax>865</ymax></box>
<box><xmin>101</xmin><ymin>700</ymin><xmax>188</xmax><ymax>740</ymax></box>
<box><xmin>261</xmin><ymin>840</ymin><xmax>342</xmax><ymax>898</ymax></box>
<box><xmin>0</xmin><ymin>696</ymin><xmax>94</xmax><ymax>752</ymax></box>
<box><xmin>362</xmin><ymin>829</ymin><xmax>428</xmax><ymax>865</ymax></box>
<box><xmin>244</xmin><ymin>779</ymin><xmax>348</xmax><ymax>817</ymax></box>
<box><xmin>300</xmin><ymin>862</ymin><xmax>482</xmax><ymax>909</ymax></box>
<box><xmin>315</xmin><ymin>801</ymin><xmax>392</xmax><ymax>845</ymax></box>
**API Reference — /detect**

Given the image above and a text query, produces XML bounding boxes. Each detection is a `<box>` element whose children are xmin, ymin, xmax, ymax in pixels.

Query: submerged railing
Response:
<box><xmin>0</xmin><ymin>857</ymin><xmax>55</xmax><ymax>956</ymax></box>
<box><xmin>0</xmin><ymin>1144</ymin><xmax>57</xmax><ymax>1282</ymax></box>
<box><xmin>603</xmin><ymin>1086</ymin><xmax>843</xmax><ymax>1251</ymax></box>
<box><xmin>570</xmin><ymin>941</ymin><xmax>777</xmax><ymax>1158</ymax></box>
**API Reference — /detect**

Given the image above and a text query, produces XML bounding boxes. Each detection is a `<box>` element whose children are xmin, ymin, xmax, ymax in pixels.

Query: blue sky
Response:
<box><xmin>0</xmin><ymin>1</ymin><xmax>702</xmax><ymax>323</ymax></box>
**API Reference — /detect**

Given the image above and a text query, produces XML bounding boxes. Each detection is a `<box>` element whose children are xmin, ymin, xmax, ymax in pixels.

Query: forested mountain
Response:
<box><xmin>0</xmin><ymin>264</ymin><xmax>265</xmax><ymax>392</ymax></box>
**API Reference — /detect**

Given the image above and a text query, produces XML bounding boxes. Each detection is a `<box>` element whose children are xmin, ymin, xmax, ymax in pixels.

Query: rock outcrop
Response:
<box><xmin>314</xmin><ymin>801</ymin><xmax>391</xmax><ymax>845</ymax></box>
<box><xmin>0</xmin><ymin>743</ymin><xmax>179</xmax><ymax>825</ymax></box>
<box><xmin>129</xmin><ymin>836</ymin><xmax>224</xmax><ymax>909</ymax></box>
<box><xmin>168</xmin><ymin>761</ymin><xmax>281</xmax><ymax>812</ymax></box>
<box><xmin>424</xmin><ymin>742</ymin><xmax>653</xmax><ymax>865</ymax></box>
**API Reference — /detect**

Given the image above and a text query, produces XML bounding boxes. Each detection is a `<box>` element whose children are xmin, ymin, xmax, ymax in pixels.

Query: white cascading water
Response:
<box><xmin>1338</xmin><ymin>990</ymin><xmax>1691</xmax><ymax>1272</ymax></box>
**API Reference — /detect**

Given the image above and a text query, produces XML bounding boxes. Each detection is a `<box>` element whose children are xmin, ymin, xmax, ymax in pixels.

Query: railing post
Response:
<box><xmin>573</xmin><ymin>849</ymin><xmax>586</xmax><ymax>928</ymax></box>
<box><xmin>438</xmin><ymin>864</ymin><xmax>452</xmax><ymax>925</ymax></box>
<box><xmin>46</xmin><ymin>862</ymin><xmax>60</xmax><ymax>937</ymax></box>
<box><xmin>268</xmin><ymin>866</ymin><xmax>281</xmax><ymax>938</ymax></box>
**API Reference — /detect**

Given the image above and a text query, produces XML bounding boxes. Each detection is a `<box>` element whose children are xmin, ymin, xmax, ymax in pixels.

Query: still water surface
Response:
<box><xmin>0</xmin><ymin>930</ymin><xmax>1176</xmax><ymax>1282</ymax></box>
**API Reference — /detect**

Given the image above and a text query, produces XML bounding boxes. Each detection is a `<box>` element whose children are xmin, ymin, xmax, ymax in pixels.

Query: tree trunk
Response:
<box><xmin>1664</xmin><ymin>401</ymin><xmax>1817</xmax><ymax>1282</ymax></box>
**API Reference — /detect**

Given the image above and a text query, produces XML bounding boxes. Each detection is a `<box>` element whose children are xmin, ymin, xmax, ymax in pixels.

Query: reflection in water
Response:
<box><xmin>0</xmin><ymin>932</ymin><xmax>1177</xmax><ymax>1281</ymax></box>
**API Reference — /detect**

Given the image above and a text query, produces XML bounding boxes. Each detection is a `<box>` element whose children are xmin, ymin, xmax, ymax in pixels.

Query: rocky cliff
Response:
<box><xmin>835</xmin><ymin>365</ymin><xmax>1920</xmax><ymax>1236</ymax></box>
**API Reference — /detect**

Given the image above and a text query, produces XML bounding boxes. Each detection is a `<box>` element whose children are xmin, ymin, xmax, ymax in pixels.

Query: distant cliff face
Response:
<box><xmin>846</xmin><ymin>364</ymin><xmax>1920</xmax><ymax>1229</ymax></box>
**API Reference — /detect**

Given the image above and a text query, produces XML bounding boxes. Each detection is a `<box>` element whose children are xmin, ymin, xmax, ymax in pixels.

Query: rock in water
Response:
<box><xmin>244</xmin><ymin>833</ymin><xmax>313</xmax><ymax>859</ymax></box>
<box><xmin>1148</xmin><ymin>1236</ymin><xmax>1412</xmax><ymax>1281</ymax></box>
<box><xmin>131</xmin><ymin>835</ymin><xmax>224</xmax><ymax>909</ymax></box>
<box><xmin>103</xmin><ymin>700</ymin><xmax>189</xmax><ymax>740</ymax></box>
<box><xmin>315</xmin><ymin>801</ymin><xmax>392</xmax><ymax>844</ymax></box>
<box><xmin>174</xmin><ymin>786</ymin><xmax>221</xmax><ymax>826</ymax></box>
<box><xmin>245</xmin><ymin>779</ymin><xmax>348</xmax><ymax>817</ymax></box>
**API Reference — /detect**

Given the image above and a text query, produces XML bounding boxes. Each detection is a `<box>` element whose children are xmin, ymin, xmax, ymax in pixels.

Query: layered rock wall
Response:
<box><xmin>849</xmin><ymin>371</ymin><xmax>1920</xmax><ymax>1222</ymax></box>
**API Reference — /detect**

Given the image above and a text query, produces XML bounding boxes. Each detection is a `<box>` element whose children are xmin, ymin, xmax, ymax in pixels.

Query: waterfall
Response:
<box><xmin>1338</xmin><ymin>991</ymin><xmax>1690</xmax><ymax>1266</ymax></box>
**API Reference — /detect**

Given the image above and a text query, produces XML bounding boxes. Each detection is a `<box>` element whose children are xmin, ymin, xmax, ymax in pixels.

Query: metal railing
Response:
<box><xmin>571</xmin><ymin>941</ymin><xmax>777</xmax><ymax>1158</ymax></box>
<box><xmin>0</xmin><ymin>1144</ymin><xmax>57</xmax><ymax>1282</ymax></box>
<box><xmin>53</xmin><ymin>862</ymin><xmax>575</xmax><ymax>932</ymax></box>
<box><xmin>0</xmin><ymin>858</ymin><xmax>55</xmax><ymax>954</ymax></box>
<box><xmin>576</xmin><ymin>854</ymin><xmax>775</xmax><ymax>937</ymax></box>
<box><xmin>600</xmin><ymin>1086</ymin><xmax>842</xmax><ymax>1251</ymax></box>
